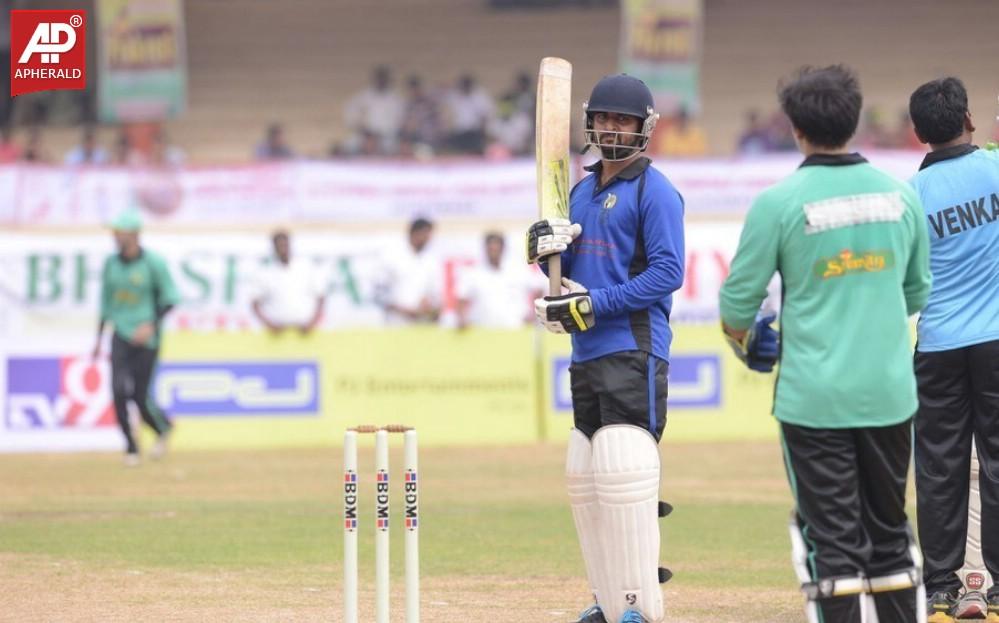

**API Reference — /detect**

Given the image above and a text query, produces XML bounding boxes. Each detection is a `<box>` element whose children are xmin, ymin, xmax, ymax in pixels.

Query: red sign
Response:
<box><xmin>10</xmin><ymin>10</ymin><xmax>87</xmax><ymax>98</ymax></box>
<box><xmin>966</xmin><ymin>572</ymin><xmax>986</xmax><ymax>590</ymax></box>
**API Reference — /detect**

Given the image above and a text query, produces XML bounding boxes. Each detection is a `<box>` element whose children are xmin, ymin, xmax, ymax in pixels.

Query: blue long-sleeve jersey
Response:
<box><xmin>560</xmin><ymin>157</ymin><xmax>685</xmax><ymax>362</ymax></box>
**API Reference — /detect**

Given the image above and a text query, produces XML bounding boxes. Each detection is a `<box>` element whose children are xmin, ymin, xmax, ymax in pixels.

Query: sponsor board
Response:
<box><xmin>5</xmin><ymin>356</ymin><xmax>113</xmax><ymax>430</ymax></box>
<box><xmin>0</xmin><ymin>153</ymin><xmax>925</xmax><ymax>227</ymax></box>
<box><xmin>551</xmin><ymin>353</ymin><xmax>722</xmax><ymax>411</ymax></box>
<box><xmin>1</xmin><ymin>326</ymin><xmax>781</xmax><ymax>452</ymax></box>
<box><xmin>4</xmin><ymin>357</ymin><xmax>320</xmax><ymax>431</ymax></box>
<box><xmin>156</xmin><ymin>362</ymin><xmax>319</xmax><ymax>416</ymax></box>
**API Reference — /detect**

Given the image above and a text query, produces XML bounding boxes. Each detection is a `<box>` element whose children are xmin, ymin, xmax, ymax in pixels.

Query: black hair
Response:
<box><xmin>778</xmin><ymin>65</ymin><xmax>862</xmax><ymax>149</ymax></box>
<box><xmin>484</xmin><ymin>231</ymin><xmax>504</xmax><ymax>246</ymax></box>
<box><xmin>909</xmin><ymin>77</ymin><xmax>968</xmax><ymax>145</ymax></box>
<box><xmin>409</xmin><ymin>218</ymin><xmax>433</xmax><ymax>235</ymax></box>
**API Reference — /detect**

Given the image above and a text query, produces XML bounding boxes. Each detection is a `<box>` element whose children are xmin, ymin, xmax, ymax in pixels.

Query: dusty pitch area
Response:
<box><xmin>0</xmin><ymin>555</ymin><xmax>802</xmax><ymax>622</ymax></box>
<box><xmin>0</xmin><ymin>442</ymin><xmax>806</xmax><ymax>622</ymax></box>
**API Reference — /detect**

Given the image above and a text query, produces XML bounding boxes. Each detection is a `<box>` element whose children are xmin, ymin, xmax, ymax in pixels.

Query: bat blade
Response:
<box><xmin>536</xmin><ymin>56</ymin><xmax>572</xmax><ymax>295</ymax></box>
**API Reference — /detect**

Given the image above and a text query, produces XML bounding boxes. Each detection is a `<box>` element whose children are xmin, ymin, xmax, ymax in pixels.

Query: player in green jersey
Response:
<box><xmin>92</xmin><ymin>209</ymin><xmax>180</xmax><ymax>466</ymax></box>
<box><xmin>719</xmin><ymin>65</ymin><xmax>932</xmax><ymax>623</ymax></box>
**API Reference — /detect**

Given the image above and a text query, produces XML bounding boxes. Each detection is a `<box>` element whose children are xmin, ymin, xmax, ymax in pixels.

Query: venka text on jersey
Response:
<box><xmin>927</xmin><ymin>193</ymin><xmax>999</xmax><ymax>239</ymax></box>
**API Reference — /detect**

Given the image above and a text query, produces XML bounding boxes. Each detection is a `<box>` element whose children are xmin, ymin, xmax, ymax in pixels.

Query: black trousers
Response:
<box><xmin>782</xmin><ymin>419</ymin><xmax>917</xmax><ymax>623</ymax></box>
<box><xmin>915</xmin><ymin>339</ymin><xmax>999</xmax><ymax>596</ymax></box>
<box><xmin>111</xmin><ymin>333</ymin><xmax>171</xmax><ymax>454</ymax></box>
<box><xmin>569</xmin><ymin>350</ymin><xmax>668</xmax><ymax>441</ymax></box>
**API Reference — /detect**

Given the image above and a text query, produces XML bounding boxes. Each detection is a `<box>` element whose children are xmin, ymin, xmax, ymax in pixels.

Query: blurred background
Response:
<box><xmin>2</xmin><ymin>0</ymin><xmax>999</xmax><ymax>454</ymax></box>
<box><xmin>3</xmin><ymin>2</ymin><xmax>999</xmax><ymax>621</ymax></box>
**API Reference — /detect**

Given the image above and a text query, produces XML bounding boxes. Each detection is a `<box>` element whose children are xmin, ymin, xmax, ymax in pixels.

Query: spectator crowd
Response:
<box><xmin>3</xmin><ymin>64</ymin><xmax>998</xmax><ymax>166</ymax></box>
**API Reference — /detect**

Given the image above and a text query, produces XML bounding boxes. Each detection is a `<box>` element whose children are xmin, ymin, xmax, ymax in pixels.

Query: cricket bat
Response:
<box><xmin>536</xmin><ymin>57</ymin><xmax>572</xmax><ymax>297</ymax></box>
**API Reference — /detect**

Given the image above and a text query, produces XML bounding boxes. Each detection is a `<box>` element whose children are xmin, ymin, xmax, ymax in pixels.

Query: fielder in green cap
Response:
<box><xmin>93</xmin><ymin>208</ymin><xmax>179</xmax><ymax>466</ymax></box>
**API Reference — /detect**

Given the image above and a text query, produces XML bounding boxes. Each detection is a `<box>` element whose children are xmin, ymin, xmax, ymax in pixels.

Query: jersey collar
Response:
<box><xmin>118</xmin><ymin>247</ymin><xmax>145</xmax><ymax>263</ymax></box>
<box><xmin>798</xmin><ymin>152</ymin><xmax>867</xmax><ymax>168</ymax></box>
<box><xmin>918</xmin><ymin>143</ymin><xmax>978</xmax><ymax>171</ymax></box>
<box><xmin>584</xmin><ymin>156</ymin><xmax>651</xmax><ymax>194</ymax></box>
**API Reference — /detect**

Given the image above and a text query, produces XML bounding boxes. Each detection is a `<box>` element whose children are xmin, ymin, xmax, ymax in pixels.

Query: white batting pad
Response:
<box><xmin>592</xmin><ymin>425</ymin><xmax>664</xmax><ymax>623</ymax></box>
<box><xmin>566</xmin><ymin>428</ymin><xmax>608</xmax><ymax>608</ymax></box>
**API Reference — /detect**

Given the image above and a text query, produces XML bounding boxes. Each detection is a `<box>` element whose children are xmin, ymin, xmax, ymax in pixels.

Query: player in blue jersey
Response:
<box><xmin>908</xmin><ymin>77</ymin><xmax>999</xmax><ymax>623</ymax></box>
<box><xmin>527</xmin><ymin>74</ymin><xmax>685</xmax><ymax>623</ymax></box>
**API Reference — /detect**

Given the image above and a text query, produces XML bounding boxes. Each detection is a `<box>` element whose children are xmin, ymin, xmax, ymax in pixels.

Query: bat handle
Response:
<box><xmin>547</xmin><ymin>256</ymin><xmax>562</xmax><ymax>297</ymax></box>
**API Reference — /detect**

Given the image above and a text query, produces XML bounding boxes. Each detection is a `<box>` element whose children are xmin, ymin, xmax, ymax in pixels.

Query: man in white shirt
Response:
<box><xmin>64</xmin><ymin>126</ymin><xmax>109</xmax><ymax>166</ymax></box>
<box><xmin>251</xmin><ymin>230</ymin><xmax>325</xmax><ymax>334</ymax></box>
<box><xmin>445</xmin><ymin>74</ymin><xmax>496</xmax><ymax>154</ymax></box>
<box><xmin>457</xmin><ymin>232</ymin><xmax>543</xmax><ymax>329</ymax></box>
<box><xmin>376</xmin><ymin>218</ymin><xmax>442</xmax><ymax>326</ymax></box>
<box><xmin>343</xmin><ymin>66</ymin><xmax>405</xmax><ymax>155</ymax></box>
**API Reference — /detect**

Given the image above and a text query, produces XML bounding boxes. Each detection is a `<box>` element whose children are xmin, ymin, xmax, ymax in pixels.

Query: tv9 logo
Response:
<box><xmin>5</xmin><ymin>356</ymin><xmax>114</xmax><ymax>430</ymax></box>
<box><xmin>10</xmin><ymin>10</ymin><xmax>87</xmax><ymax>97</ymax></box>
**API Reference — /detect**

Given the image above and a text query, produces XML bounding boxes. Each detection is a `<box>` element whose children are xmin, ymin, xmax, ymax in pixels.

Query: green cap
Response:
<box><xmin>109</xmin><ymin>208</ymin><xmax>142</xmax><ymax>232</ymax></box>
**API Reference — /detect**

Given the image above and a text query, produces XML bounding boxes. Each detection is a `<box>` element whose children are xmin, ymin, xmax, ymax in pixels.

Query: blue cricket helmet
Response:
<box><xmin>582</xmin><ymin>74</ymin><xmax>660</xmax><ymax>159</ymax></box>
<box><xmin>585</xmin><ymin>74</ymin><xmax>656</xmax><ymax>119</ymax></box>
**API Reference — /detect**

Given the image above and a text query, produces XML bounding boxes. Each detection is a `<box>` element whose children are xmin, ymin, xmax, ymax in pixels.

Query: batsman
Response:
<box><xmin>528</xmin><ymin>68</ymin><xmax>685</xmax><ymax>623</ymax></box>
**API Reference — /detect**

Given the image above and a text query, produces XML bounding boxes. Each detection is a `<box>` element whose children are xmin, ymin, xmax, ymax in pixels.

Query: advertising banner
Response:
<box><xmin>0</xmin><ymin>223</ymin><xmax>809</xmax><ymax>452</ymax></box>
<box><xmin>96</xmin><ymin>0</ymin><xmax>187</xmax><ymax>122</ymax></box>
<box><xmin>620</xmin><ymin>0</ymin><xmax>703</xmax><ymax>114</ymax></box>
<box><xmin>541</xmin><ymin>325</ymin><xmax>779</xmax><ymax>444</ymax></box>
<box><xmin>1</xmin><ymin>327</ymin><xmax>781</xmax><ymax>453</ymax></box>
<box><xmin>0</xmin><ymin>152</ymin><xmax>925</xmax><ymax>227</ymax></box>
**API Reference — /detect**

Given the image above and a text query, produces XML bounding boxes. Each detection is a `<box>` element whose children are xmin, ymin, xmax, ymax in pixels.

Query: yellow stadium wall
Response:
<box><xmin>158</xmin><ymin>325</ymin><xmax>779</xmax><ymax>450</ymax></box>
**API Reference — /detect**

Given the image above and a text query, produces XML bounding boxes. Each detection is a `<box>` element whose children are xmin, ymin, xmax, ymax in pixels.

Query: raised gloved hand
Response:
<box><xmin>724</xmin><ymin>312</ymin><xmax>779</xmax><ymax>372</ymax></box>
<box><xmin>526</xmin><ymin>218</ymin><xmax>582</xmax><ymax>264</ymax></box>
<box><xmin>534</xmin><ymin>278</ymin><xmax>595</xmax><ymax>334</ymax></box>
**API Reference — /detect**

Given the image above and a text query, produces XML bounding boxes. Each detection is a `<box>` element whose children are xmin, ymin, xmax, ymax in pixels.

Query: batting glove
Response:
<box><xmin>724</xmin><ymin>312</ymin><xmax>779</xmax><ymax>372</ymax></box>
<box><xmin>534</xmin><ymin>278</ymin><xmax>595</xmax><ymax>334</ymax></box>
<box><xmin>526</xmin><ymin>218</ymin><xmax>582</xmax><ymax>264</ymax></box>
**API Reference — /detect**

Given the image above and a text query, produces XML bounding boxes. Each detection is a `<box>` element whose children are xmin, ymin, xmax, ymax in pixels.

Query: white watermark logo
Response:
<box><xmin>18</xmin><ymin>20</ymin><xmax>80</xmax><ymax>64</ymax></box>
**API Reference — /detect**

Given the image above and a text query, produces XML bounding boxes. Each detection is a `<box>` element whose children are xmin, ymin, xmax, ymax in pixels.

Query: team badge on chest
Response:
<box><xmin>600</xmin><ymin>193</ymin><xmax>617</xmax><ymax>223</ymax></box>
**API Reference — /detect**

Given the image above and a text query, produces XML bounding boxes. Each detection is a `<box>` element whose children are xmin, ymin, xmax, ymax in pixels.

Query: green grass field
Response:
<box><xmin>0</xmin><ymin>441</ymin><xmax>812</xmax><ymax>622</ymax></box>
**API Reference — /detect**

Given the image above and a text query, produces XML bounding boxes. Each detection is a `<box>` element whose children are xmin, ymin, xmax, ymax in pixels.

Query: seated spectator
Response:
<box><xmin>254</xmin><ymin>123</ymin><xmax>295</xmax><ymax>160</ymax></box>
<box><xmin>736</xmin><ymin>110</ymin><xmax>773</xmax><ymax>154</ymax></box>
<box><xmin>20</xmin><ymin>126</ymin><xmax>49</xmax><ymax>163</ymax></box>
<box><xmin>398</xmin><ymin>75</ymin><xmax>441</xmax><ymax>157</ymax></box>
<box><xmin>500</xmin><ymin>70</ymin><xmax>534</xmax><ymax>119</ymax></box>
<box><xmin>344</xmin><ymin>65</ymin><xmax>405</xmax><ymax>156</ymax></box>
<box><xmin>488</xmin><ymin>71</ymin><xmax>534</xmax><ymax>157</ymax></box>
<box><xmin>110</xmin><ymin>128</ymin><xmax>131</xmax><ymax>165</ymax></box>
<box><xmin>64</xmin><ymin>126</ymin><xmax>109</xmax><ymax>165</ymax></box>
<box><xmin>128</xmin><ymin>126</ymin><xmax>184</xmax><ymax>167</ymax></box>
<box><xmin>855</xmin><ymin>107</ymin><xmax>893</xmax><ymax>149</ymax></box>
<box><xmin>891</xmin><ymin>110</ymin><xmax>925</xmax><ymax>151</ymax></box>
<box><xmin>766</xmin><ymin>111</ymin><xmax>797</xmax><ymax>151</ymax></box>
<box><xmin>652</xmin><ymin>106</ymin><xmax>708</xmax><ymax>157</ymax></box>
<box><xmin>0</xmin><ymin>125</ymin><xmax>20</xmax><ymax>163</ymax></box>
<box><xmin>357</xmin><ymin>129</ymin><xmax>385</xmax><ymax>158</ymax></box>
<box><xmin>444</xmin><ymin>74</ymin><xmax>495</xmax><ymax>155</ymax></box>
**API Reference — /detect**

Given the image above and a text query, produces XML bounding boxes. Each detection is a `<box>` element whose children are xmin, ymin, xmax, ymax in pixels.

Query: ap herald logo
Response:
<box><xmin>10</xmin><ymin>10</ymin><xmax>87</xmax><ymax>98</ymax></box>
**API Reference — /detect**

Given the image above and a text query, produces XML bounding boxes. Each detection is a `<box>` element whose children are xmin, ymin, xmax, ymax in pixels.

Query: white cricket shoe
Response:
<box><xmin>150</xmin><ymin>433</ymin><xmax>169</xmax><ymax>461</ymax></box>
<box><xmin>954</xmin><ymin>591</ymin><xmax>988</xmax><ymax>620</ymax></box>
